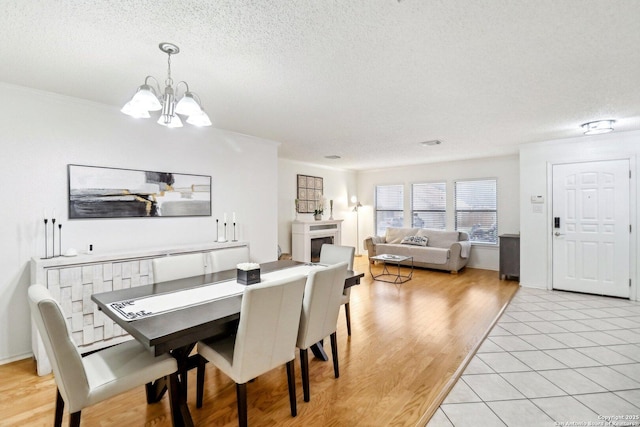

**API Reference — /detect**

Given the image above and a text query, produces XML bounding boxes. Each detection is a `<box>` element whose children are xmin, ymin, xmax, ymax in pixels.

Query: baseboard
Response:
<box><xmin>0</xmin><ymin>352</ymin><xmax>33</xmax><ymax>366</ymax></box>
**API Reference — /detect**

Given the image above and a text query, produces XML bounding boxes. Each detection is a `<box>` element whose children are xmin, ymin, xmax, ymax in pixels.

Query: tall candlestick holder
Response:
<box><xmin>42</xmin><ymin>218</ymin><xmax>49</xmax><ymax>259</ymax></box>
<box><xmin>51</xmin><ymin>217</ymin><xmax>56</xmax><ymax>257</ymax></box>
<box><xmin>58</xmin><ymin>224</ymin><xmax>62</xmax><ymax>257</ymax></box>
<box><xmin>218</xmin><ymin>220</ymin><xmax>227</xmax><ymax>242</ymax></box>
<box><xmin>232</xmin><ymin>222</ymin><xmax>237</xmax><ymax>242</ymax></box>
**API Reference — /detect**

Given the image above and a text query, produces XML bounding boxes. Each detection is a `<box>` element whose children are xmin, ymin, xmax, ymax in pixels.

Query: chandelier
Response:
<box><xmin>121</xmin><ymin>42</ymin><xmax>211</xmax><ymax>128</ymax></box>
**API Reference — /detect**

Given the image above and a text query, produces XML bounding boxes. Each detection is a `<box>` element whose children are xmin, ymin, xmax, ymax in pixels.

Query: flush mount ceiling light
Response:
<box><xmin>420</xmin><ymin>140</ymin><xmax>442</xmax><ymax>146</ymax></box>
<box><xmin>324</xmin><ymin>155</ymin><xmax>341</xmax><ymax>159</ymax></box>
<box><xmin>581</xmin><ymin>120</ymin><xmax>615</xmax><ymax>135</ymax></box>
<box><xmin>121</xmin><ymin>43</ymin><xmax>211</xmax><ymax>128</ymax></box>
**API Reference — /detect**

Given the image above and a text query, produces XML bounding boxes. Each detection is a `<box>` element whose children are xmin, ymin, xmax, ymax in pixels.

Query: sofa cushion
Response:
<box><xmin>401</xmin><ymin>235</ymin><xmax>428</xmax><ymax>246</ymax></box>
<box><xmin>377</xmin><ymin>243</ymin><xmax>449</xmax><ymax>264</ymax></box>
<box><xmin>385</xmin><ymin>227</ymin><xmax>419</xmax><ymax>244</ymax></box>
<box><xmin>416</xmin><ymin>229</ymin><xmax>460</xmax><ymax>248</ymax></box>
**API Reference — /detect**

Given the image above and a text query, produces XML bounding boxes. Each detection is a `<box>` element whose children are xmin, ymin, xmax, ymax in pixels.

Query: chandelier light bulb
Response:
<box><xmin>186</xmin><ymin>110</ymin><xmax>212</xmax><ymax>127</ymax></box>
<box><xmin>157</xmin><ymin>113</ymin><xmax>183</xmax><ymax>128</ymax></box>
<box><xmin>130</xmin><ymin>85</ymin><xmax>162</xmax><ymax>111</ymax></box>
<box><xmin>175</xmin><ymin>92</ymin><xmax>203</xmax><ymax>116</ymax></box>
<box><xmin>120</xmin><ymin>102</ymin><xmax>151</xmax><ymax>118</ymax></box>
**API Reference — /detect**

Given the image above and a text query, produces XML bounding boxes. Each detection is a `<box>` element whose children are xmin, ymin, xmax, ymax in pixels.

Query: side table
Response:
<box><xmin>499</xmin><ymin>234</ymin><xmax>520</xmax><ymax>280</ymax></box>
<box><xmin>369</xmin><ymin>254</ymin><xmax>413</xmax><ymax>284</ymax></box>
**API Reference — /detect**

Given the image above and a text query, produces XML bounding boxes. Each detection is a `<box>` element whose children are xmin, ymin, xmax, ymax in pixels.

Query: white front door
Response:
<box><xmin>552</xmin><ymin>160</ymin><xmax>630</xmax><ymax>298</ymax></box>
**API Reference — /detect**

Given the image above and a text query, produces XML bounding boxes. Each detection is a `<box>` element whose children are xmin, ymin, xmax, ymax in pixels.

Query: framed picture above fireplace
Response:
<box><xmin>296</xmin><ymin>174</ymin><xmax>323</xmax><ymax>214</ymax></box>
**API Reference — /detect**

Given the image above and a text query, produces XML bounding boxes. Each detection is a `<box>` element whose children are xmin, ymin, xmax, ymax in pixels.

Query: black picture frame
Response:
<box><xmin>296</xmin><ymin>174</ymin><xmax>323</xmax><ymax>213</ymax></box>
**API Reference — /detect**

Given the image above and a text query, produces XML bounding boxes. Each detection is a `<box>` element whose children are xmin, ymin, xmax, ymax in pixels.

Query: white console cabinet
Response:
<box><xmin>30</xmin><ymin>241</ymin><xmax>248</xmax><ymax>375</ymax></box>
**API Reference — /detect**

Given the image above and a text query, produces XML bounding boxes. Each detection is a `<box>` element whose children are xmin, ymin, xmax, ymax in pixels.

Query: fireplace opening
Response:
<box><xmin>310</xmin><ymin>236</ymin><xmax>334</xmax><ymax>263</ymax></box>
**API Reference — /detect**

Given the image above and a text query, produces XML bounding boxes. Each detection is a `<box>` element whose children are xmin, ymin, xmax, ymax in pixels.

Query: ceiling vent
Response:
<box><xmin>420</xmin><ymin>140</ymin><xmax>442</xmax><ymax>146</ymax></box>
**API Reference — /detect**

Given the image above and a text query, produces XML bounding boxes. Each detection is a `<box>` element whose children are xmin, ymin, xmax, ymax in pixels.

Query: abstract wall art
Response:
<box><xmin>68</xmin><ymin>164</ymin><xmax>211</xmax><ymax>219</ymax></box>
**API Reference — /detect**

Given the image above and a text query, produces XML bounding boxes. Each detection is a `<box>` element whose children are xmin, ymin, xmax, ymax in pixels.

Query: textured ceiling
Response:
<box><xmin>2</xmin><ymin>1</ymin><xmax>640</xmax><ymax>170</ymax></box>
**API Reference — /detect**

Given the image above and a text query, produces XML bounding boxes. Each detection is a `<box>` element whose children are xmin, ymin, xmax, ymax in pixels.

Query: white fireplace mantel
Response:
<box><xmin>291</xmin><ymin>219</ymin><xmax>343</xmax><ymax>262</ymax></box>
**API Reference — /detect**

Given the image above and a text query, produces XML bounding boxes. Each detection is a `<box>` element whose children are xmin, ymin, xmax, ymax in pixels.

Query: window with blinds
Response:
<box><xmin>375</xmin><ymin>184</ymin><xmax>404</xmax><ymax>236</ymax></box>
<box><xmin>411</xmin><ymin>182</ymin><xmax>446</xmax><ymax>229</ymax></box>
<box><xmin>455</xmin><ymin>179</ymin><xmax>497</xmax><ymax>244</ymax></box>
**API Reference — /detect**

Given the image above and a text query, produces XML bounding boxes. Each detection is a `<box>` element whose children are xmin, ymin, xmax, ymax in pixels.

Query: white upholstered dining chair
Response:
<box><xmin>296</xmin><ymin>262</ymin><xmax>348</xmax><ymax>402</ymax></box>
<box><xmin>319</xmin><ymin>244</ymin><xmax>356</xmax><ymax>336</ymax></box>
<box><xmin>207</xmin><ymin>246</ymin><xmax>250</xmax><ymax>273</ymax></box>
<box><xmin>195</xmin><ymin>274</ymin><xmax>307</xmax><ymax>427</ymax></box>
<box><xmin>28</xmin><ymin>284</ymin><xmax>179</xmax><ymax>427</ymax></box>
<box><xmin>152</xmin><ymin>252</ymin><xmax>206</xmax><ymax>283</ymax></box>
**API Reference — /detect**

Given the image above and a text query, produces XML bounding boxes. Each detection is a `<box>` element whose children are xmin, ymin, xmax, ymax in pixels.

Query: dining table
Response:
<box><xmin>91</xmin><ymin>259</ymin><xmax>364</xmax><ymax>427</ymax></box>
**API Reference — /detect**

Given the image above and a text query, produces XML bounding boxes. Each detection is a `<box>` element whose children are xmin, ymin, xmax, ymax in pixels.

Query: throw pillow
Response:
<box><xmin>400</xmin><ymin>235</ymin><xmax>428</xmax><ymax>246</ymax></box>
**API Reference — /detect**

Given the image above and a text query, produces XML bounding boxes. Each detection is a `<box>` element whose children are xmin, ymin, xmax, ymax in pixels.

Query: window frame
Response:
<box><xmin>454</xmin><ymin>178</ymin><xmax>498</xmax><ymax>245</ymax></box>
<box><xmin>374</xmin><ymin>184</ymin><xmax>404</xmax><ymax>236</ymax></box>
<box><xmin>411</xmin><ymin>181</ymin><xmax>446</xmax><ymax>230</ymax></box>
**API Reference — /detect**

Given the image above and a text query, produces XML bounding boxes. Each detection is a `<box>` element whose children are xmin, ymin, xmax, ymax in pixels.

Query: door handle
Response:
<box><xmin>554</xmin><ymin>231</ymin><xmax>564</xmax><ymax>236</ymax></box>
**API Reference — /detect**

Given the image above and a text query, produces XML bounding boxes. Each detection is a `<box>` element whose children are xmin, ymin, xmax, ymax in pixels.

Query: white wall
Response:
<box><xmin>277</xmin><ymin>159</ymin><xmax>358</xmax><ymax>254</ymax></box>
<box><xmin>356</xmin><ymin>155</ymin><xmax>520</xmax><ymax>270</ymax></box>
<box><xmin>519</xmin><ymin>130</ymin><xmax>639</xmax><ymax>301</ymax></box>
<box><xmin>0</xmin><ymin>83</ymin><xmax>280</xmax><ymax>363</ymax></box>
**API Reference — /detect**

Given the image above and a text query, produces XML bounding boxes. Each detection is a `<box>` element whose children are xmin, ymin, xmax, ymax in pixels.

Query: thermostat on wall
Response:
<box><xmin>530</xmin><ymin>195</ymin><xmax>544</xmax><ymax>204</ymax></box>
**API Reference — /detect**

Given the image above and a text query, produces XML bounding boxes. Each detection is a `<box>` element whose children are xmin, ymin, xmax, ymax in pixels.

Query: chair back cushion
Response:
<box><xmin>152</xmin><ymin>253</ymin><xmax>206</xmax><ymax>283</ymax></box>
<box><xmin>207</xmin><ymin>246</ymin><xmax>250</xmax><ymax>273</ymax></box>
<box><xmin>28</xmin><ymin>285</ymin><xmax>90</xmax><ymax>411</ymax></box>
<box><xmin>232</xmin><ymin>275</ymin><xmax>307</xmax><ymax>383</ymax></box>
<box><xmin>319</xmin><ymin>244</ymin><xmax>355</xmax><ymax>270</ymax></box>
<box><xmin>297</xmin><ymin>262</ymin><xmax>348</xmax><ymax>349</ymax></box>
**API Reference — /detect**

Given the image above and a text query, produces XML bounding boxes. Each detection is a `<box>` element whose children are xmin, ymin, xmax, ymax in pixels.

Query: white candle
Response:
<box><xmin>233</xmin><ymin>212</ymin><xmax>236</xmax><ymax>223</ymax></box>
<box><xmin>52</xmin><ymin>209</ymin><xmax>56</xmax><ymax>219</ymax></box>
<box><xmin>224</xmin><ymin>213</ymin><xmax>227</xmax><ymax>223</ymax></box>
<box><xmin>43</xmin><ymin>209</ymin><xmax>47</xmax><ymax>220</ymax></box>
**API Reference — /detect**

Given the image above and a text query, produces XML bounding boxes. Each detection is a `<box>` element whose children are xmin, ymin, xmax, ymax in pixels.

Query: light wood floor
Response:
<box><xmin>0</xmin><ymin>257</ymin><xmax>519</xmax><ymax>427</ymax></box>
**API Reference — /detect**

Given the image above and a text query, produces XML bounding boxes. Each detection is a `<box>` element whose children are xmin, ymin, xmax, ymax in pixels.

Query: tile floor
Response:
<box><xmin>428</xmin><ymin>287</ymin><xmax>640</xmax><ymax>427</ymax></box>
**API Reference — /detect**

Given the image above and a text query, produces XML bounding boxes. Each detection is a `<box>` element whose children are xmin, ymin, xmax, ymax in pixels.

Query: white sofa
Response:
<box><xmin>364</xmin><ymin>227</ymin><xmax>471</xmax><ymax>273</ymax></box>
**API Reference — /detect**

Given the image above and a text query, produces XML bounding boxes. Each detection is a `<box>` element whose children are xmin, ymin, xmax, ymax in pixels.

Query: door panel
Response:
<box><xmin>552</xmin><ymin>160</ymin><xmax>630</xmax><ymax>298</ymax></box>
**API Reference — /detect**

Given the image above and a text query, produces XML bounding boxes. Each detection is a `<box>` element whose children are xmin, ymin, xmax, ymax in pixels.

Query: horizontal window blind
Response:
<box><xmin>412</xmin><ymin>182</ymin><xmax>446</xmax><ymax>229</ymax></box>
<box><xmin>455</xmin><ymin>179</ymin><xmax>497</xmax><ymax>244</ymax></box>
<box><xmin>375</xmin><ymin>184</ymin><xmax>404</xmax><ymax>236</ymax></box>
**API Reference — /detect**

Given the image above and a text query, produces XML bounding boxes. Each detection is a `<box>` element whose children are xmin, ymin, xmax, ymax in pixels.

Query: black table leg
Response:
<box><xmin>169</xmin><ymin>344</ymin><xmax>196</xmax><ymax>427</ymax></box>
<box><xmin>171</xmin><ymin>343</ymin><xmax>196</xmax><ymax>427</ymax></box>
<box><xmin>144</xmin><ymin>377</ymin><xmax>168</xmax><ymax>403</ymax></box>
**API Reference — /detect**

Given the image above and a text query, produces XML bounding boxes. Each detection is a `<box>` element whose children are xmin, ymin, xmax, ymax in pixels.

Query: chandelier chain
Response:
<box><xmin>165</xmin><ymin>52</ymin><xmax>173</xmax><ymax>87</ymax></box>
